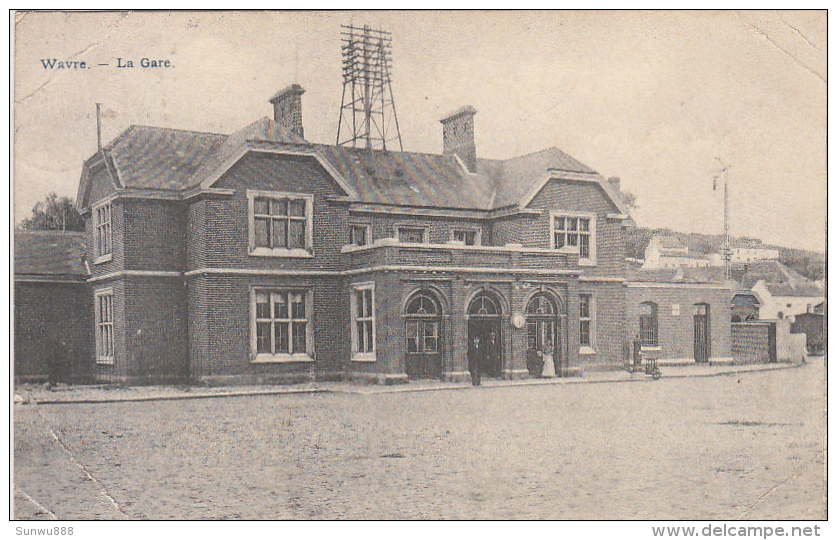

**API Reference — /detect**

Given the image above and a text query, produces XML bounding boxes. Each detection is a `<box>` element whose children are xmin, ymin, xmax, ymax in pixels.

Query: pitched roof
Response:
<box><xmin>763</xmin><ymin>281</ymin><xmax>824</xmax><ymax>298</ymax></box>
<box><xmin>14</xmin><ymin>231</ymin><xmax>88</xmax><ymax>278</ymax></box>
<box><xmin>658</xmin><ymin>236</ymin><xmax>686</xmax><ymax>250</ymax></box>
<box><xmin>731</xmin><ymin>260</ymin><xmax>813</xmax><ymax>289</ymax></box>
<box><xmin>627</xmin><ymin>266</ymin><xmax>727</xmax><ymax>284</ymax></box>
<box><xmin>79</xmin><ymin>117</ymin><xmax>626</xmax><ymax>213</ymax></box>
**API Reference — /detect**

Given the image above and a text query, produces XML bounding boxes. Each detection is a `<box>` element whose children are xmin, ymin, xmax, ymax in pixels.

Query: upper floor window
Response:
<box><xmin>551</xmin><ymin>212</ymin><xmax>596</xmax><ymax>264</ymax></box>
<box><xmin>349</xmin><ymin>224</ymin><xmax>369</xmax><ymax>247</ymax></box>
<box><xmin>247</xmin><ymin>190</ymin><xmax>313</xmax><ymax>257</ymax></box>
<box><xmin>451</xmin><ymin>228</ymin><xmax>481</xmax><ymax>246</ymax></box>
<box><xmin>94</xmin><ymin>202</ymin><xmax>113</xmax><ymax>263</ymax></box>
<box><xmin>252</xmin><ymin>289</ymin><xmax>313</xmax><ymax>362</ymax></box>
<box><xmin>397</xmin><ymin>226</ymin><xmax>426</xmax><ymax>244</ymax></box>
<box><xmin>95</xmin><ymin>288</ymin><xmax>115</xmax><ymax>365</ymax></box>
<box><xmin>639</xmin><ymin>301</ymin><xmax>658</xmax><ymax>347</ymax></box>
<box><xmin>351</xmin><ymin>282</ymin><xmax>376</xmax><ymax>361</ymax></box>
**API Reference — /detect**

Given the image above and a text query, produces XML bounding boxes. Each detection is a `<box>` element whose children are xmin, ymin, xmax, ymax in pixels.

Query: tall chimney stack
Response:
<box><xmin>269</xmin><ymin>84</ymin><xmax>306</xmax><ymax>139</ymax></box>
<box><xmin>440</xmin><ymin>106</ymin><xmax>477</xmax><ymax>173</ymax></box>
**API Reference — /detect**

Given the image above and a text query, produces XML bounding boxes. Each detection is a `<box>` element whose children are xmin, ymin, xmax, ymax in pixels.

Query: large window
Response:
<box><xmin>252</xmin><ymin>289</ymin><xmax>312</xmax><ymax>361</ymax></box>
<box><xmin>639</xmin><ymin>301</ymin><xmax>658</xmax><ymax>347</ymax></box>
<box><xmin>247</xmin><ymin>190</ymin><xmax>313</xmax><ymax>256</ymax></box>
<box><xmin>579</xmin><ymin>293</ymin><xmax>593</xmax><ymax>349</ymax></box>
<box><xmin>351</xmin><ymin>282</ymin><xmax>376</xmax><ymax>361</ymax></box>
<box><xmin>551</xmin><ymin>212</ymin><xmax>595</xmax><ymax>263</ymax></box>
<box><xmin>94</xmin><ymin>202</ymin><xmax>113</xmax><ymax>262</ymax></box>
<box><xmin>95</xmin><ymin>289</ymin><xmax>114</xmax><ymax>365</ymax></box>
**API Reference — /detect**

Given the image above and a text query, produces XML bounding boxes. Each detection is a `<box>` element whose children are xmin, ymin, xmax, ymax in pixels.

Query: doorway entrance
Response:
<box><xmin>525</xmin><ymin>293</ymin><xmax>562</xmax><ymax>377</ymax></box>
<box><xmin>404</xmin><ymin>291</ymin><xmax>442</xmax><ymax>379</ymax></box>
<box><xmin>467</xmin><ymin>293</ymin><xmax>502</xmax><ymax>378</ymax></box>
<box><xmin>694</xmin><ymin>303</ymin><xmax>711</xmax><ymax>363</ymax></box>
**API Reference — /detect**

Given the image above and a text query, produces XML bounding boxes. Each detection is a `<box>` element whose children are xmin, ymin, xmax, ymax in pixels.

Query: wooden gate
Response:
<box><xmin>694</xmin><ymin>303</ymin><xmax>711</xmax><ymax>363</ymax></box>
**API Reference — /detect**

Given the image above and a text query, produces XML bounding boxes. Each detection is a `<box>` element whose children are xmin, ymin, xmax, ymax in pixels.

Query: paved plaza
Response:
<box><xmin>13</xmin><ymin>361</ymin><xmax>825</xmax><ymax>520</ymax></box>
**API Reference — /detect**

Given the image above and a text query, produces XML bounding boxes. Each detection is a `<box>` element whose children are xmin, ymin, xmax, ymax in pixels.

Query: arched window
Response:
<box><xmin>639</xmin><ymin>301</ymin><xmax>658</xmax><ymax>347</ymax></box>
<box><xmin>405</xmin><ymin>292</ymin><xmax>441</xmax><ymax>354</ymax></box>
<box><xmin>468</xmin><ymin>294</ymin><xmax>500</xmax><ymax>316</ymax></box>
<box><xmin>406</xmin><ymin>293</ymin><xmax>439</xmax><ymax>316</ymax></box>
<box><xmin>526</xmin><ymin>294</ymin><xmax>555</xmax><ymax>315</ymax></box>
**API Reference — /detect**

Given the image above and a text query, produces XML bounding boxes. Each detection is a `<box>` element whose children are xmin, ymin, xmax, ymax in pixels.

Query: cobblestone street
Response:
<box><xmin>13</xmin><ymin>361</ymin><xmax>825</xmax><ymax>520</ymax></box>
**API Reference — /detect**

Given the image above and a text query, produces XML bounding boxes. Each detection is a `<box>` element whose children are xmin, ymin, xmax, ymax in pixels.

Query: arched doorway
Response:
<box><xmin>405</xmin><ymin>291</ymin><xmax>443</xmax><ymax>379</ymax></box>
<box><xmin>525</xmin><ymin>293</ymin><xmax>562</xmax><ymax>377</ymax></box>
<box><xmin>467</xmin><ymin>292</ymin><xmax>503</xmax><ymax>378</ymax></box>
<box><xmin>694</xmin><ymin>303</ymin><xmax>711</xmax><ymax>363</ymax></box>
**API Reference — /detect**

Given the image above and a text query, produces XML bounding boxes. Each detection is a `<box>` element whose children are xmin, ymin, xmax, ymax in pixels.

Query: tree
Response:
<box><xmin>18</xmin><ymin>192</ymin><xmax>85</xmax><ymax>232</ymax></box>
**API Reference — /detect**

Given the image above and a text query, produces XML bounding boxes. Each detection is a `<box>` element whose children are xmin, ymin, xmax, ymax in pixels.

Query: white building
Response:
<box><xmin>642</xmin><ymin>235</ymin><xmax>716</xmax><ymax>269</ymax></box>
<box><xmin>751</xmin><ymin>279</ymin><xmax>824</xmax><ymax>321</ymax></box>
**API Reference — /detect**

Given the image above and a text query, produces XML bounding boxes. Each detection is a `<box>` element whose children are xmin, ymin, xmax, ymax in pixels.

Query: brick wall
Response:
<box><xmin>205</xmin><ymin>153</ymin><xmax>349</xmax><ymax>271</ymax></box>
<box><xmin>579</xmin><ymin>281</ymin><xmax>625</xmax><ymax>370</ymax></box>
<box><xmin>123</xmin><ymin>199</ymin><xmax>186</xmax><ymax>271</ymax></box>
<box><xmin>520</xmin><ymin>179</ymin><xmax>625</xmax><ymax>276</ymax></box>
<box><xmin>123</xmin><ymin>277</ymin><xmax>188</xmax><ymax>383</ymax></box>
<box><xmin>731</xmin><ymin>321</ymin><xmax>775</xmax><ymax>363</ymax></box>
<box><xmin>14</xmin><ymin>281</ymin><xmax>93</xmax><ymax>383</ymax></box>
<box><xmin>188</xmin><ymin>274</ymin><xmax>346</xmax><ymax>384</ymax></box>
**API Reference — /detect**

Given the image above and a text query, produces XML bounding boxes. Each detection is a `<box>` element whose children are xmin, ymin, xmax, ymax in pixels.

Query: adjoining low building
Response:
<box><xmin>625</xmin><ymin>267</ymin><xmax>732</xmax><ymax>366</ymax></box>
<box><xmin>14</xmin><ymin>231</ymin><xmax>93</xmax><ymax>383</ymax></box>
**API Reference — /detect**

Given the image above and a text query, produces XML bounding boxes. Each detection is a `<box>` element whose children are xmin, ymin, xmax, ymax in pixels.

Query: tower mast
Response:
<box><xmin>336</xmin><ymin>24</ymin><xmax>403</xmax><ymax>151</ymax></box>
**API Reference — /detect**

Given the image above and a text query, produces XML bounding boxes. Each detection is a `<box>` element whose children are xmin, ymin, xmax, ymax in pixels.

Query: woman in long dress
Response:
<box><xmin>540</xmin><ymin>338</ymin><xmax>555</xmax><ymax>378</ymax></box>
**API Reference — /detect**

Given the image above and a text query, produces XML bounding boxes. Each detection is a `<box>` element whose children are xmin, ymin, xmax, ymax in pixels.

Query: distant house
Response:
<box><xmin>751</xmin><ymin>279</ymin><xmax>824</xmax><ymax>321</ymax></box>
<box><xmin>642</xmin><ymin>235</ymin><xmax>715</xmax><ymax>269</ymax></box>
<box><xmin>625</xmin><ymin>266</ymin><xmax>732</xmax><ymax>365</ymax></box>
<box><xmin>729</xmin><ymin>239</ymin><xmax>779</xmax><ymax>263</ymax></box>
<box><xmin>14</xmin><ymin>231</ymin><xmax>92</xmax><ymax>383</ymax></box>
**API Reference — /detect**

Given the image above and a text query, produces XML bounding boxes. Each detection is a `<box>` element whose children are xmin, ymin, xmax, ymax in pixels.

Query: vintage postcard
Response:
<box><xmin>11</xmin><ymin>10</ymin><xmax>827</xmax><ymax>526</ymax></box>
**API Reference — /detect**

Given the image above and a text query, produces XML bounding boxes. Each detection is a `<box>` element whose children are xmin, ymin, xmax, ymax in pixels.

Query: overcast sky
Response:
<box><xmin>13</xmin><ymin>10</ymin><xmax>826</xmax><ymax>252</ymax></box>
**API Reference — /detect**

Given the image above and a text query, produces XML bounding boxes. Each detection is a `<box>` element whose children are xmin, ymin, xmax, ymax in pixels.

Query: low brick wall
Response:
<box><xmin>731</xmin><ymin>321</ymin><xmax>776</xmax><ymax>363</ymax></box>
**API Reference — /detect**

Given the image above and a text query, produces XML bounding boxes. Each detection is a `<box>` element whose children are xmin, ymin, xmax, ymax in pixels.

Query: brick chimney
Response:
<box><xmin>440</xmin><ymin>106</ymin><xmax>477</xmax><ymax>173</ymax></box>
<box><xmin>269</xmin><ymin>84</ymin><xmax>305</xmax><ymax>139</ymax></box>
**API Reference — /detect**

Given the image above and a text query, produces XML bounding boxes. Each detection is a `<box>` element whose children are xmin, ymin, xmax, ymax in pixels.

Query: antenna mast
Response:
<box><xmin>336</xmin><ymin>24</ymin><xmax>403</xmax><ymax>151</ymax></box>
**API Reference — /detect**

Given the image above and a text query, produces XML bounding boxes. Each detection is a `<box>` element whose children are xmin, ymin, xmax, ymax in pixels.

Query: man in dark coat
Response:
<box><xmin>468</xmin><ymin>335</ymin><xmax>482</xmax><ymax>386</ymax></box>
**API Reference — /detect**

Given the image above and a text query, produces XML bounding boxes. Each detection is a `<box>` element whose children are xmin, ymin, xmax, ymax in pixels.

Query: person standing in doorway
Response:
<box><xmin>469</xmin><ymin>335</ymin><xmax>482</xmax><ymax>386</ymax></box>
<box><xmin>541</xmin><ymin>337</ymin><xmax>555</xmax><ymax>378</ymax></box>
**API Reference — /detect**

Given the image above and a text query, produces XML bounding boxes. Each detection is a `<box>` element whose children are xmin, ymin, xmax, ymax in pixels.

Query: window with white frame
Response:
<box><xmin>451</xmin><ymin>228</ymin><xmax>481</xmax><ymax>246</ymax></box>
<box><xmin>247</xmin><ymin>190</ymin><xmax>313</xmax><ymax>256</ymax></box>
<box><xmin>349</xmin><ymin>224</ymin><xmax>370</xmax><ymax>247</ymax></box>
<box><xmin>95</xmin><ymin>289</ymin><xmax>115</xmax><ymax>364</ymax></box>
<box><xmin>397</xmin><ymin>226</ymin><xmax>426</xmax><ymax>244</ymax></box>
<box><xmin>579</xmin><ymin>293</ymin><xmax>594</xmax><ymax>349</ymax></box>
<box><xmin>94</xmin><ymin>202</ymin><xmax>113</xmax><ymax>261</ymax></box>
<box><xmin>551</xmin><ymin>212</ymin><xmax>595</xmax><ymax>263</ymax></box>
<box><xmin>351</xmin><ymin>282</ymin><xmax>376</xmax><ymax>360</ymax></box>
<box><xmin>252</xmin><ymin>289</ymin><xmax>312</xmax><ymax>361</ymax></box>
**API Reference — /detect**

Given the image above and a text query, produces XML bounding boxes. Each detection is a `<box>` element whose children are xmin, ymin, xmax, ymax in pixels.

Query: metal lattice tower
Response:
<box><xmin>336</xmin><ymin>24</ymin><xmax>403</xmax><ymax>152</ymax></box>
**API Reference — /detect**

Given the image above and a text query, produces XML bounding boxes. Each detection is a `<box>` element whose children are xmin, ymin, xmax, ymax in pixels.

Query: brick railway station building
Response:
<box><xmin>16</xmin><ymin>84</ymin><xmax>735</xmax><ymax>385</ymax></box>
